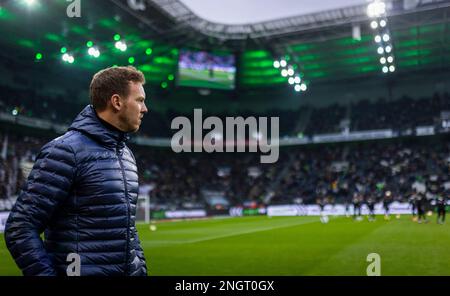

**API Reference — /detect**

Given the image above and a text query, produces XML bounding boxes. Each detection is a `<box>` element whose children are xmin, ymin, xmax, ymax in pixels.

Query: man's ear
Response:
<box><xmin>110</xmin><ymin>94</ymin><xmax>122</xmax><ymax>112</ymax></box>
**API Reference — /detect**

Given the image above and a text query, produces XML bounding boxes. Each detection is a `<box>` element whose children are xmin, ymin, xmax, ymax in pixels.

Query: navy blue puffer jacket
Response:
<box><xmin>4</xmin><ymin>105</ymin><xmax>147</xmax><ymax>276</ymax></box>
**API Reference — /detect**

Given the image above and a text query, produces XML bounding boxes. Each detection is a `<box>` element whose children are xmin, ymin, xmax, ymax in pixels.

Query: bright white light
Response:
<box><xmin>382</xmin><ymin>66</ymin><xmax>388</xmax><ymax>73</ymax></box>
<box><xmin>280</xmin><ymin>60</ymin><xmax>287</xmax><ymax>67</ymax></box>
<box><xmin>374</xmin><ymin>35</ymin><xmax>381</xmax><ymax>43</ymax></box>
<box><xmin>385</xmin><ymin>45</ymin><xmax>392</xmax><ymax>53</ymax></box>
<box><xmin>287</xmin><ymin>68</ymin><xmax>294</xmax><ymax>76</ymax></box>
<box><xmin>62</xmin><ymin>53</ymin><xmax>74</xmax><ymax>63</ymax></box>
<box><xmin>273</xmin><ymin>61</ymin><xmax>280</xmax><ymax>68</ymax></box>
<box><xmin>383</xmin><ymin>34</ymin><xmax>390</xmax><ymax>42</ymax></box>
<box><xmin>377</xmin><ymin>47</ymin><xmax>384</xmax><ymax>54</ymax></box>
<box><xmin>380</xmin><ymin>57</ymin><xmax>386</xmax><ymax>64</ymax></box>
<box><xmin>294</xmin><ymin>76</ymin><xmax>301</xmax><ymax>84</ymax></box>
<box><xmin>387</xmin><ymin>56</ymin><xmax>394</xmax><ymax>63</ymax></box>
<box><xmin>300</xmin><ymin>83</ymin><xmax>307</xmax><ymax>91</ymax></box>
<box><xmin>24</xmin><ymin>0</ymin><xmax>36</xmax><ymax>6</ymax></box>
<box><xmin>389</xmin><ymin>65</ymin><xmax>395</xmax><ymax>72</ymax></box>
<box><xmin>288</xmin><ymin>77</ymin><xmax>295</xmax><ymax>85</ymax></box>
<box><xmin>367</xmin><ymin>1</ymin><xmax>386</xmax><ymax>18</ymax></box>
<box><xmin>281</xmin><ymin>69</ymin><xmax>288</xmax><ymax>77</ymax></box>
<box><xmin>380</xmin><ymin>19</ymin><xmax>387</xmax><ymax>27</ymax></box>
<box><xmin>295</xmin><ymin>84</ymin><xmax>301</xmax><ymax>92</ymax></box>
<box><xmin>88</xmin><ymin>47</ymin><xmax>100</xmax><ymax>58</ymax></box>
<box><xmin>12</xmin><ymin>109</ymin><xmax>18</xmax><ymax>116</ymax></box>
<box><xmin>370</xmin><ymin>21</ymin><xmax>378</xmax><ymax>29</ymax></box>
<box><xmin>115</xmin><ymin>41</ymin><xmax>127</xmax><ymax>52</ymax></box>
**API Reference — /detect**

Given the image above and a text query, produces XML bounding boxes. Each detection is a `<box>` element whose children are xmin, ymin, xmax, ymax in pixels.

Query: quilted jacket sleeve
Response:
<box><xmin>134</xmin><ymin>229</ymin><xmax>148</xmax><ymax>276</ymax></box>
<box><xmin>4</xmin><ymin>139</ymin><xmax>76</xmax><ymax>276</ymax></box>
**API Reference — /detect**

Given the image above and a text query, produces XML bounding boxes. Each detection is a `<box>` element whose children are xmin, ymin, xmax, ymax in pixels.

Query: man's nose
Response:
<box><xmin>142</xmin><ymin>102</ymin><xmax>148</xmax><ymax>114</ymax></box>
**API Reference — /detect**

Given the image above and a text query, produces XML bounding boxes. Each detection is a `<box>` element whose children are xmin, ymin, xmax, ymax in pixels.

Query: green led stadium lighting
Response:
<box><xmin>35</xmin><ymin>53</ymin><xmax>42</xmax><ymax>60</ymax></box>
<box><xmin>86</xmin><ymin>41</ymin><xmax>93</xmax><ymax>48</ymax></box>
<box><xmin>161</xmin><ymin>82</ymin><xmax>168</xmax><ymax>89</ymax></box>
<box><xmin>114</xmin><ymin>34</ymin><xmax>121</xmax><ymax>41</ymax></box>
<box><xmin>168</xmin><ymin>74</ymin><xmax>174</xmax><ymax>81</ymax></box>
<box><xmin>60</xmin><ymin>47</ymin><xmax>67</xmax><ymax>54</ymax></box>
<box><xmin>128</xmin><ymin>57</ymin><xmax>135</xmax><ymax>64</ymax></box>
<box><xmin>145</xmin><ymin>48</ymin><xmax>152</xmax><ymax>55</ymax></box>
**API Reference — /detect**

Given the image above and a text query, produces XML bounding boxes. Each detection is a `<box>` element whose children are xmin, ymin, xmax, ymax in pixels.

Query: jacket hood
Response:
<box><xmin>69</xmin><ymin>105</ymin><xmax>129</xmax><ymax>148</ymax></box>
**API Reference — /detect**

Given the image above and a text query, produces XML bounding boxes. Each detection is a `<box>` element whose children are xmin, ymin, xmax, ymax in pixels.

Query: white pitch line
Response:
<box><xmin>144</xmin><ymin>217</ymin><xmax>326</xmax><ymax>246</ymax></box>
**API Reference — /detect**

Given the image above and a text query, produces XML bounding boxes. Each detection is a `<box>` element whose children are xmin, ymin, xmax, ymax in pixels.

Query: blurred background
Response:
<box><xmin>0</xmin><ymin>0</ymin><xmax>449</xmax><ymax>275</ymax></box>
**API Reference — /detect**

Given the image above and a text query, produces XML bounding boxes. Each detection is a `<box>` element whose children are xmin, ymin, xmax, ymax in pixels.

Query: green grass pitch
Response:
<box><xmin>1</xmin><ymin>215</ymin><xmax>449</xmax><ymax>275</ymax></box>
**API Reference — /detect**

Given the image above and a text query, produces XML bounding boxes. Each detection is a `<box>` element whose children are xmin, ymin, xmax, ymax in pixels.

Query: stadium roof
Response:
<box><xmin>0</xmin><ymin>0</ymin><xmax>449</xmax><ymax>90</ymax></box>
<box><xmin>178</xmin><ymin>0</ymin><xmax>368</xmax><ymax>25</ymax></box>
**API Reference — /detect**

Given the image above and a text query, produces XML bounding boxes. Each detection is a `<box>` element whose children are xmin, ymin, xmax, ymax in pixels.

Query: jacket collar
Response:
<box><xmin>69</xmin><ymin>105</ymin><xmax>129</xmax><ymax>149</ymax></box>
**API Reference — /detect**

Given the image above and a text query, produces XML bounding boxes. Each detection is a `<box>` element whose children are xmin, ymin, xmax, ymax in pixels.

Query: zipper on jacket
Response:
<box><xmin>117</xmin><ymin>147</ymin><xmax>131</xmax><ymax>275</ymax></box>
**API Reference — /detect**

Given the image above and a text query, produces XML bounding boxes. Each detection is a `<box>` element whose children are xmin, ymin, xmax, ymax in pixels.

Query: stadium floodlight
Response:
<box><xmin>385</xmin><ymin>45</ymin><xmax>392</xmax><ymax>53</ymax></box>
<box><xmin>24</xmin><ymin>0</ymin><xmax>36</xmax><ymax>6</ymax></box>
<box><xmin>287</xmin><ymin>68</ymin><xmax>294</xmax><ymax>76</ymax></box>
<box><xmin>62</xmin><ymin>53</ymin><xmax>74</xmax><ymax>63</ymax></box>
<box><xmin>367</xmin><ymin>1</ymin><xmax>386</xmax><ymax>18</ymax></box>
<box><xmin>114</xmin><ymin>34</ymin><xmax>121</xmax><ymax>41</ymax></box>
<box><xmin>294</xmin><ymin>84</ymin><xmax>301</xmax><ymax>92</ymax></box>
<box><xmin>382</xmin><ymin>66</ymin><xmax>388</xmax><ymax>73</ymax></box>
<box><xmin>145</xmin><ymin>48</ymin><xmax>152</xmax><ymax>55</ymax></box>
<box><xmin>128</xmin><ymin>57</ymin><xmax>135</xmax><ymax>64</ymax></box>
<box><xmin>281</xmin><ymin>69</ymin><xmax>288</xmax><ymax>77</ymax></box>
<box><xmin>86</xmin><ymin>41</ymin><xmax>94</xmax><ymax>48</ymax></box>
<box><xmin>288</xmin><ymin>77</ymin><xmax>295</xmax><ymax>85</ymax></box>
<box><xmin>377</xmin><ymin>47</ymin><xmax>384</xmax><ymax>54</ymax></box>
<box><xmin>60</xmin><ymin>47</ymin><xmax>67</xmax><ymax>54</ymax></box>
<box><xmin>374</xmin><ymin>35</ymin><xmax>381</xmax><ymax>43</ymax></box>
<box><xmin>88</xmin><ymin>47</ymin><xmax>100</xmax><ymax>58</ymax></box>
<box><xmin>389</xmin><ymin>65</ymin><xmax>395</xmax><ymax>72</ymax></box>
<box><xmin>294</xmin><ymin>76</ymin><xmax>301</xmax><ymax>84</ymax></box>
<box><xmin>387</xmin><ymin>56</ymin><xmax>394</xmax><ymax>63</ymax></box>
<box><xmin>35</xmin><ymin>53</ymin><xmax>42</xmax><ymax>60</ymax></box>
<box><xmin>380</xmin><ymin>57</ymin><xmax>386</xmax><ymax>64</ymax></box>
<box><xmin>382</xmin><ymin>34</ymin><xmax>390</xmax><ymax>42</ymax></box>
<box><xmin>370</xmin><ymin>21</ymin><xmax>378</xmax><ymax>29</ymax></box>
<box><xmin>300</xmin><ymin>83</ymin><xmax>307</xmax><ymax>91</ymax></box>
<box><xmin>380</xmin><ymin>19</ymin><xmax>387</xmax><ymax>27</ymax></box>
<box><xmin>115</xmin><ymin>41</ymin><xmax>127</xmax><ymax>52</ymax></box>
<box><xmin>273</xmin><ymin>61</ymin><xmax>280</xmax><ymax>68</ymax></box>
<box><xmin>280</xmin><ymin>60</ymin><xmax>287</xmax><ymax>67</ymax></box>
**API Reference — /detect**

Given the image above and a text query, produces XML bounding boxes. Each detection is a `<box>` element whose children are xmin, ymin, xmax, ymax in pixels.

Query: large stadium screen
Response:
<box><xmin>178</xmin><ymin>49</ymin><xmax>236</xmax><ymax>90</ymax></box>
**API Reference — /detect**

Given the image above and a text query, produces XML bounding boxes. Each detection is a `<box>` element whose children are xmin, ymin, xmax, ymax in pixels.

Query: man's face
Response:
<box><xmin>118</xmin><ymin>82</ymin><xmax>148</xmax><ymax>133</ymax></box>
